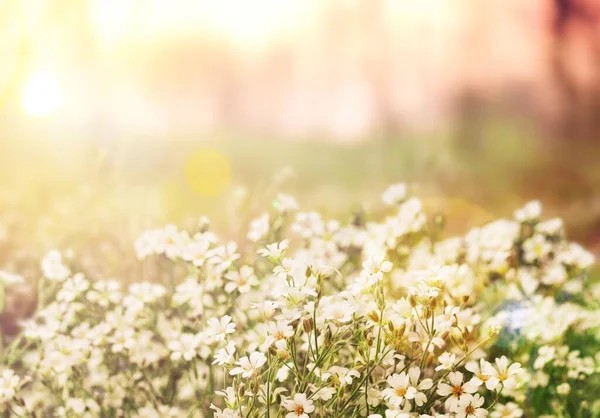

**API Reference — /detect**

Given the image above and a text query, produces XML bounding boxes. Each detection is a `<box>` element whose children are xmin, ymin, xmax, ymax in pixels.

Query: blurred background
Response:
<box><xmin>1</xmin><ymin>0</ymin><xmax>600</xmax><ymax>286</ymax></box>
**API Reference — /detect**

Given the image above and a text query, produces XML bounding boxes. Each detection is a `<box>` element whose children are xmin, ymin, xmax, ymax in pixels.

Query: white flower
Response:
<box><xmin>324</xmin><ymin>366</ymin><xmax>360</xmax><ymax>387</ymax></box>
<box><xmin>86</xmin><ymin>280</ymin><xmax>121</xmax><ymax>307</ymax></box>
<box><xmin>558</xmin><ymin>243</ymin><xmax>595</xmax><ymax>269</ymax></box>
<box><xmin>533</xmin><ymin>346</ymin><xmax>556</xmax><ymax>370</ymax></box>
<box><xmin>128</xmin><ymin>282</ymin><xmax>166</xmax><ymax>304</ymax></box>
<box><xmin>265</xmin><ymin>320</ymin><xmax>294</xmax><ymax>347</ymax></box>
<box><xmin>282</xmin><ymin>393</ymin><xmax>315</xmax><ymax>418</ymax></box>
<box><xmin>274</xmin><ymin>193</ymin><xmax>299</xmax><ymax>213</ymax></box>
<box><xmin>168</xmin><ymin>333</ymin><xmax>201</xmax><ymax>361</ymax></box>
<box><xmin>437</xmin><ymin>371</ymin><xmax>477</xmax><ymax>412</ymax></box>
<box><xmin>455</xmin><ymin>394</ymin><xmax>488</xmax><ymax>418</ymax></box>
<box><xmin>382</xmin><ymin>370</ymin><xmax>415</xmax><ymax>407</ymax></box>
<box><xmin>258</xmin><ymin>240</ymin><xmax>289</xmax><ymax>259</ymax></box>
<box><xmin>56</xmin><ymin>273</ymin><xmax>90</xmax><ymax>302</ymax></box>
<box><xmin>310</xmin><ymin>385</ymin><xmax>336</xmax><ymax>401</ymax></box>
<box><xmin>213</xmin><ymin>341</ymin><xmax>236</xmax><ymax>365</ymax></box>
<box><xmin>322</xmin><ymin>300</ymin><xmax>356</xmax><ymax>323</ymax></box>
<box><xmin>556</xmin><ymin>382</ymin><xmax>570</xmax><ymax>395</ymax></box>
<box><xmin>436</xmin><ymin>352</ymin><xmax>457</xmax><ymax>371</ymax></box>
<box><xmin>514</xmin><ymin>201</ymin><xmax>541</xmax><ymax>222</ymax></box>
<box><xmin>365</xmin><ymin>386</ymin><xmax>382</xmax><ymax>407</ymax></box>
<box><xmin>466</xmin><ymin>359</ymin><xmax>499</xmax><ymax>390</ymax></box>
<box><xmin>41</xmin><ymin>250</ymin><xmax>70</xmax><ymax>281</ymax></box>
<box><xmin>292</xmin><ymin>212</ymin><xmax>324</xmax><ymax>238</ymax></box>
<box><xmin>536</xmin><ymin>218</ymin><xmax>563</xmax><ymax>236</ymax></box>
<box><xmin>247</xmin><ymin>213</ymin><xmax>270</xmax><ymax>242</ymax></box>
<box><xmin>229</xmin><ymin>351</ymin><xmax>267</xmax><ymax>378</ymax></box>
<box><xmin>522</xmin><ymin>235</ymin><xmax>551</xmax><ymax>263</ymax></box>
<box><xmin>382</xmin><ymin>183</ymin><xmax>407</xmax><ymax>205</ymax></box>
<box><xmin>361</xmin><ymin>254</ymin><xmax>393</xmax><ymax>283</ymax></box>
<box><xmin>406</xmin><ymin>366</ymin><xmax>433</xmax><ymax>406</ymax></box>
<box><xmin>172</xmin><ymin>277</ymin><xmax>204</xmax><ymax>309</ymax></box>
<box><xmin>487</xmin><ymin>356</ymin><xmax>521</xmax><ymax>389</ymax></box>
<box><xmin>211</xmin><ymin>404</ymin><xmax>242</xmax><ymax>418</ymax></box>
<box><xmin>490</xmin><ymin>402</ymin><xmax>523</xmax><ymax>418</ymax></box>
<box><xmin>208</xmin><ymin>242</ymin><xmax>240</xmax><ymax>272</ymax></box>
<box><xmin>206</xmin><ymin>315</ymin><xmax>236</xmax><ymax>342</ymax></box>
<box><xmin>225</xmin><ymin>266</ymin><xmax>259</xmax><ymax>294</ymax></box>
<box><xmin>0</xmin><ymin>369</ymin><xmax>20</xmax><ymax>400</ymax></box>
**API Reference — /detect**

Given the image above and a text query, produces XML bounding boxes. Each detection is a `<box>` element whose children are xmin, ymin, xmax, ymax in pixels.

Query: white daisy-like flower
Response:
<box><xmin>274</xmin><ymin>193</ymin><xmax>299</xmax><ymax>213</ymax></box>
<box><xmin>213</xmin><ymin>341</ymin><xmax>236</xmax><ymax>366</ymax></box>
<box><xmin>282</xmin><ymin>393</ymin><xmax>315</xmax><ymax>418</ymax></box>
<box><xmin>0</xmin><ymin>369</ymin><xmax>20</xmax><ymax>400</ymax></box>
<box><xmin>455</xmin><ymin>394</ymin><xmax>488</xmax><ymax>418</ymax></box>
<box><xmin>224</xmin><ymin>265</ymin><xmax>259</xmax><ymax>294</ymax></box>
<box><xmin>514</xmin><ymin>201</ymin><xmax>541</xmax><ymax>222</ymax></box>
<box><xmin>382</xmin><ymin>183</ymin><xmax>407</xmax><ymax>205</ymax></box>
<box><xmin>436</xmin><ymin>371</ymin><xmax>477</xmax><ymax>412</ymax></box>
<box><xmin>258</xmin><ymin>240</ymin><xmax>290</xmax><ymax>259</ymax></box>
<box><xmin>210</xmin><ymin>404</ymin><xmax>242</xmax><ymax>418</ymax></box>
<box><xmin>487</xmin><ymin>356</ymin><xmax>521</xmax><ymax>389</ymax></box>
<box><xmin>436</xmin><ymin>352</ymin><xmax>457</xmax><ymax>371</ymax></box>
<box><xmin>168</xmin><ymin>333</ymin><xmax>201</xmax><ymax>362</ymax></box>
<box><xmin>406</xmin><ymin>366</ymin><xmax>433</xmax><ymax>406</ymax></box>
<box><xmin>323</xmin><ymin>366</ymin><xmax>360</xmax><ymax>387</ymax></box>
<box><xmin>206</xmin><ymin>315</ymin><xmax>236</xmax><ymax>342</ymax></box>
<box><xmin>265</xmin><ymin>320</ymin><xmax>294</xmax><ymax>347</ymax></box>
<box><xmin>247</xmin><ymin>213</ymin><xmax>270</xmax><ymax>242</ymax></box>
<box><xmin>382</xmin><ymin>371</ymin><xmax>415</xmax><ymax>407</ymax></box>
<box><xmin>229</xmin><ymin>351</ymin><xmax>267</xmax><ymax>378</ymax></box>
<box><xmin>490</xmin><ymin>402</ymin><xmax>524</xmax><ymax>418</ymax></box>
<box><xmin>466</xmin><ymin>359</ymin><xmax>500</xmax><ymax>390</ymax></box>
<box><xmin>361</xmin><ymin>254</ymin><xmax>393</xmax><ymax>283</ymax></box>
<box><xmin>522</xmin><ymin>234</ymin><xmax>551</xmax><ymax>263</ymax></box>
<box><xmin>41</xmin><ymin>250</ymin><xmax>71</xmax><ymax>281</ymax></box>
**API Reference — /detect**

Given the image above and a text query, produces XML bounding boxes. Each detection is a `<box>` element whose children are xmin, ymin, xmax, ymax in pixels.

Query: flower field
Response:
<box><xmin>1</xmin><ymin>183</ymin><xmax>598</xmax><ymax>417</ymax></box>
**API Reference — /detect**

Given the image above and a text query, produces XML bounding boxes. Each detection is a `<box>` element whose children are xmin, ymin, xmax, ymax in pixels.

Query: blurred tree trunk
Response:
<box><xmin>551</xmin><ymin>0</ymin><xmax>600</xmax><ymax>141</ymax></box>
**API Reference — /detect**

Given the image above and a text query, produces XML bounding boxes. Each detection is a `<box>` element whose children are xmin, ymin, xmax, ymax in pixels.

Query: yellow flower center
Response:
<box><xmin>451</xmin><ymin>385</ymin><xmax>464</xmax><ymax>396</ymax></box>
<box><xmin>295</xmin><ymin>405</ymin><xmax>305</xmax><ymax>415</ymax></box>
<box><xmin>396</xmin><ymin>387</ymin><xmax>407</xmax><ymax>397</ymax></box>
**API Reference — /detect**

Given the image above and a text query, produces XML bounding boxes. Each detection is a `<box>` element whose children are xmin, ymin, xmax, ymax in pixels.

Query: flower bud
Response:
<box><xmin>368</xmin><ymin>311</ymin><xmax>379</xmax><ymax>323</ymax></box>
<box><xmin>366</xmin><ymin>332</ymin><xmax>374</xmax><ymax>347</ymax></box>
<box><xmin>278</xmin><ymin>349</ymin><xmax>290</xmax><ymax>361</ymax></box>
<box><xmin>303</xmin><ymin>317</ymin><xmax>314</xmax><ymax>333</ymax></box>
<box><xmin>488</xmin><ymin>325</ymin><xmax>501</xmax><ymax>337</ymax></box>
<box><xmin>324</xmin><ymin>328</ymin><xmax>332</xmax><ymax>347</ymax></box>
<box><xmin>269</xmin><ymin>345</ymin><xmax>278</xmax><ymax>357</ymax></box>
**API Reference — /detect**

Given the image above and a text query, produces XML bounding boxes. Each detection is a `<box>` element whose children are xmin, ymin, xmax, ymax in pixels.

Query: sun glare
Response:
<box><xmin>196</xmin><ymin>0</ymin><xmax>310</xmax><ymax>47</ymax></box>
<box><xmin>90</xmin><ymin>0</ymin><xmax>133</xmax><ymax>45</ymax></box>
<box><xmin>21</xmin><ymin>73</ymin><xmax>64</xmax><ymax>117</ymax></box>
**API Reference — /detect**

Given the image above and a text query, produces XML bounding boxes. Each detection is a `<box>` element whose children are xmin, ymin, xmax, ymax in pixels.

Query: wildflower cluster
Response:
<box><xmin>0</xmin><ymin>185</ymin><xmax>598</xmax><ymax>417</ymax></box>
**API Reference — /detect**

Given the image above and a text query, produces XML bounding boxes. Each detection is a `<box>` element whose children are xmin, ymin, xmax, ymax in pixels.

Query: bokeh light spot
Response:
<box><xmin>21</xmin><ymin>73</ymin><xmax>63</xmax><ymax>117</ymax></box>
<box><xmin>185</xmin><ymin>149</ymin><xmax>231</xmax><ymax>196</ymax></box>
